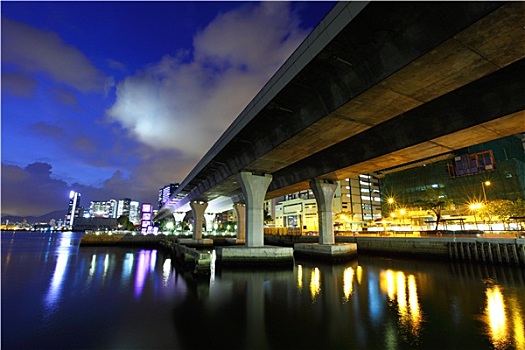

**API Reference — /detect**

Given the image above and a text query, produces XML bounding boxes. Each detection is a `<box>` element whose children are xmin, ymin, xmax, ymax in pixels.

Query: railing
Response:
<box><xmin>264</xmin><ymin>227</ymin><xmax>303</xmax><ymax>236</ymax></box>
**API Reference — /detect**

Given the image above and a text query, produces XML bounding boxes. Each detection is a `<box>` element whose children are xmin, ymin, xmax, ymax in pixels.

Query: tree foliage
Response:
<box><xmin>480</xmin><ymin>198</ymin><xmax>525</xmax><ymax>225</ymax></box>
<box><xmin>264</xmin><ymin>209</ymin><xmax>273</xmax><ymax>224</ymax></box>
<box><xmin>117</xmin><ymin>215</ymin><xmax>135</xmax><ymax>230</ymax></box>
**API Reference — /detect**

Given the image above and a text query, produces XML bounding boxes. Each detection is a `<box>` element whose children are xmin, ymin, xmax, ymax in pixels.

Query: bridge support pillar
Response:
<box><xmin>190</xmin><ymin>201</ymin><xmax>208</xmax><ymax>240</ymax></box>
<box><xmin>234</xmin><ymin>203</ymin><xmax>246</xmax><ymax>243</ymax></box>
<box><xmin>310</xmin><ymin>179</ymin><xmax>338</xmax><ymax>245</ymax></box>
<box><xmin>173</xmin><ymin>212</ymin><xmax>186</xmax><ymax>232</ymax></box>
<box><xmin>237</xmin><ymin>172</ymin><xmax>272</xmax><ymax>247</ymax></box>
<box><xmin>205</xmin><ymin>212</ymin><xmax>215</xmax><ymax>232</ymax></box>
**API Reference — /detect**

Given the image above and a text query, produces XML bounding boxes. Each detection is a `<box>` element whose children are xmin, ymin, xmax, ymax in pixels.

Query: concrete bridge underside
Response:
<box><xmin>159</xmin><ymin>1</ymin><xmax>524</xmax><ymax>217</ymax></box>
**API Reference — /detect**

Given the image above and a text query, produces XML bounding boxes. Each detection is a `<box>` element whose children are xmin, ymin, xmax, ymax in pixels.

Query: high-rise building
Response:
<box><xmin>378</xmin><ymin>134</ymin><xmax>525</xmax><ymax>211</ymax></box>
<box><xmin>341</xmin><ymin>174</ymin><xmax>382</xmax><ymax>222</ymax></box>
<box><xmin>271</xmin><ymin>174</ymin><xmax>382</xmax><ymax>232</ymax></box>
<box><xmin>66</xmin><ymin>191</ymin><xmax>81</xmax><ymax>228</ymax></box>
<box><xmin>158</xmin><ymin>183</ymin><xmax>180</xmax><ymax>209</ymax></box>
<box><xmin>89</xmin><ymin>200</ymin><xmax>116</xmax><ymax>218</ymax></box>
<box><xmin>129</xmin><ymin>201</ymin><xmax>140</xmax><ymax>225</ymax></box>
<box><xmin>116</xmin><ymin>198</ymin><xmax>131</xmax><ymax>218</ymax></box>
<box><xmin>141</xmin><ymin>203</ymin><xmax>157</xmax><ymax>234</ymax></box>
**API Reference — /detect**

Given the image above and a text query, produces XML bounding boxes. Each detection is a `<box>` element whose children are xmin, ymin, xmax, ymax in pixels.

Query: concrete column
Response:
<box><xmin>237</xmin><ymin>172</ymin><xmax>272</xmax><ymax>247</ymax></box>
<box><xmin>173</xmin><ymin>212</ymin><xmax>185</xmax><ymax>232</ymax></box>
<box><xmin>310</xmin><ymin>179</ymin><xmax>338</xmax><ymax>245</ymax></box>
<box><xmin>234</xmin><ymin>203</ymin><xmax>246</xmax><ymax>242</ymax></box>
<box><xmin>190</xmin><ymin>201</ymin><xmax>208</xmax><ymax>239</ymax></box>
<box><xmin>205</xmin><ymin>213</ymin><xmax>215</xmax><ymax>232</ymax></box>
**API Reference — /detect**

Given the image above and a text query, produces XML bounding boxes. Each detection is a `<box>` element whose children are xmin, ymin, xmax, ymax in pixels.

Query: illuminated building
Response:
<box><xmin>89</xmin><ymin>200</ymin><xmax>117</xmax><ymax>218</ymax></box>
<box><xmin>116</xmin><ymin>198</ymin><xmax>131</xmax><ymax>218</ymax></box>
<box><xmin>272</xmin><ymin>173</ymin><xmax>382</xmax><ymax>231</ymax></box>
<box><xmin>66</xmin><ymin>191</ymin><xmax>81</xmax><ymax>228</ymax></box>
<box><xmin>158</xmin><ymin>183</ymin><xmax>180</xmax><ymax>209</ymax></box>
<box><xmin>378</xmin><ymin>135</ymin><xmax>525</xmax><ymax>212</ymax></box>
<box><xmin>141</xmin><ymin>203</ymin><xmax>157</xmax><ymax>234</ymax></box>
<box><xmin>129</xmin><ymin>201</ymin><xmax>140</xmax><ymax>225</ymax></box>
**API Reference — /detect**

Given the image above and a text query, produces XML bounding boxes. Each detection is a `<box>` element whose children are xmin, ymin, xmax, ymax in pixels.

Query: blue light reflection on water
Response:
<box><xmin>1</xmin><ymin>231</ymin><xmax>188</xmax><ymax>349</ymax></box>
<box><xmin>2</xmin><ymin>231</ymin><xmax>525</xmax><ymax>349</ymax></box>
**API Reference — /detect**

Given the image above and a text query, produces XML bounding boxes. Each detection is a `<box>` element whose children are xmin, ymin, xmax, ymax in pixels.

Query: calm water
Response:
<box><xmin>2</xmin><ymin>231</ymin><xmax>524</xmax><ymax>350</ymax></box>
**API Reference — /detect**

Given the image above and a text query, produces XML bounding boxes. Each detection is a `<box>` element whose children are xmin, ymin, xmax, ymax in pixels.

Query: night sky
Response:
<box><xmin>1</xmin><ymin>1</ymin><xmax>336</xmax><ymax>216</ymax></box>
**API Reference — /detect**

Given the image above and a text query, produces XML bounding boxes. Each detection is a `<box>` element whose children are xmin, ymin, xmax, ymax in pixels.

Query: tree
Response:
<box><xmin>480</xmin><ymin>198</ymin><xmax>525</xmax><ymax>229</ymax></box>
<box><xmin>413</xmin><ymin>188</ymin><xmax>452</xmax><ymax>231</ymax></box>
<box><xmin>117</xmin><ymin>215</ymin><xmax>134</xmax><ymax>231</ymax></box>
<box><xmin>264</xmin><ymin>209</ymin><xmax>273</xmax><ymax>224</ymax></box>
<box><xmin>334</xmin><ymin>211</ymin><xmax>353</xmax><ymax>230</ymax></box>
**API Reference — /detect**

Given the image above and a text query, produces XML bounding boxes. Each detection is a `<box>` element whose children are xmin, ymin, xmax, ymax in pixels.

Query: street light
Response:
<box><xmin>469</xmin><ymin>202</ymin><xmax>483</xmax><ymax>228</ymax></box>
<box><xmin>399</xmin><ymin>208</ymin><xmax>406</xmax><ymax>226</ymax></box>
<box><xmin>481</xmin><ymin>181</ymin><xmax>491</xmax><ymax>202</ymax></box>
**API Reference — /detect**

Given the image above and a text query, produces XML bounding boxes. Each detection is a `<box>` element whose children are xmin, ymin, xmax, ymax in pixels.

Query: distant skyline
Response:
<box><xmin>1</xmin><ymin>1</ymin><xmax>336</xmax><ymax>216</ymax></box>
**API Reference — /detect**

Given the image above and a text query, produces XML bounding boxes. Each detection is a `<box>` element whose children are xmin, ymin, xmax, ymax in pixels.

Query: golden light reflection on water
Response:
<box><xmin>343</xmin><ymin>267</ymin><xmax>355</xmax><ymax>301</ymax></box>
<box><xmin>484</xmin><ymin>285</ymin><xmax>525</xmax><ymax>350</ymax></box>
<box><xmin>310</xmin><ymin>267</ymin><xmax>321</xmax><ymax>301</ymax></box>
<box><xmin>408</xmin><ymin>275</ymin><xmax>422</xmax><ymax>332</ymax></box>
<box><xmin>380</xmin><ymin>269</ymin><xmax>423</xmax><ymax>338</ymax></box>
<box><xmin>356</xmin><ymin>265</ymin><xmax>363</xmax><ymax>284</ymax></box>
<box><xmin>511</xmin><ymin>298</ymin><xmax>525</xmax><ymax>350</ymax></box>
<box><xmin>297</xmin><ymin>265</ymin><xmax>303</xmax><ymax>290</ymax></box>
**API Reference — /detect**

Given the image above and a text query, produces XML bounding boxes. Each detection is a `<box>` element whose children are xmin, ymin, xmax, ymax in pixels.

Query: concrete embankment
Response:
<box><xmin>79</xmin><ymin>233</ymin><xmax>164</xmax><ymax>247</ymax></box>
<box><xmin>337</xmin><ymin>236</ymin><xmax>525</xmax><ymax>266</ymax></box>
<box><xmin>80</xmin><ymin>233</ymin><xmax>525</xmax><ymax>267</ymax></box>
<box><xmin>266</xmin><ymin>235</ymin><xmax>525</xmax><ymax>266</ymax></box>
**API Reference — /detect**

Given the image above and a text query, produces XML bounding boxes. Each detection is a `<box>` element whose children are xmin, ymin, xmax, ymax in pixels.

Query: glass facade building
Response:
<box><xmin>378</xmin><ymin>135</ymin><xmax>525</xmax><ymax>212</ymax></box>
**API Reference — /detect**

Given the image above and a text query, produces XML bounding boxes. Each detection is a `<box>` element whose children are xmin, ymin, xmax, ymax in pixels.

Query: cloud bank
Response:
<box><xmin>0</xmin><ymin>159</ymin><xmax>177</xmax><ymax>217</ymax></box>
<box><xmin>1</xmin><ymin>2</ymin><xmax>318</xmax><ymax>217</ymax></box>
<box><xmin>107</xmin><ymin>2</ymin><xmax>310</xmax><ymax>160</ymax></box>
<box><xmin>1</xmin><ymin>15</ymin><xmax>113</xmax><ymax>94</ymax></box>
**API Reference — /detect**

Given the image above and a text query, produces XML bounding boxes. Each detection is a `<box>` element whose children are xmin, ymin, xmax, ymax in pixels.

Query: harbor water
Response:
<box><xmin>2</xmin><ymin>231</ymin><xmax>524</xmax><ymax>349</ymax></box>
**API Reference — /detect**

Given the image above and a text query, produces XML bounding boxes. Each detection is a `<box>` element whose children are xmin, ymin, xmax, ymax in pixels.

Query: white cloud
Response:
<box><xmin>1</xmin><ymin>16</ymin><xmax>112</xmax><ymax>93</ymax></box>
<box><xmin>107</xmin><ymin>2</ymin><xmax>309</xmax><ymax>162</ymax></box>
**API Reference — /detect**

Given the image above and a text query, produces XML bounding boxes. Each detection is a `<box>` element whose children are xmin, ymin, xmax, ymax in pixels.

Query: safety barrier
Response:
<box><xmin>448</xmin><ymin>240</ymin><xmax>525</xmax><ymax>266</ymax></box>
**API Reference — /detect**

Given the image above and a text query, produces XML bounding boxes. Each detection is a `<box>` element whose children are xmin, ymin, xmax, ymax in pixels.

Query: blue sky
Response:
<box><xmin>1</xmin><ymin>1</ymin><xmax>336</xmax><ymax>216</ymax></box>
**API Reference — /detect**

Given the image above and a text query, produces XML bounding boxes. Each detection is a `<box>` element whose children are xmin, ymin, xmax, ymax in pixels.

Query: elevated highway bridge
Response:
<box><xmin>155</xmin><ymin>1</ymin><xmax>524</xmax><ymax>256</ymax></box>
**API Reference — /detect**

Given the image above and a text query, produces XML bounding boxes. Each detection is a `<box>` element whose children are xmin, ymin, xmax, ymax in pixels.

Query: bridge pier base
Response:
<box><xmin>299</xmin><ymin>179</ymin><xmax>357</xmax><ymax>259</ymax></box>
<box><xmin>294</xmin><ymin>243</ymin><xmax>357</xmax><ymax>261</ymax></box>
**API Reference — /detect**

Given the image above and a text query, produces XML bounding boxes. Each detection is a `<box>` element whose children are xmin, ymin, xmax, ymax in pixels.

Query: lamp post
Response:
<box><xmin>481</xmin><ymin>181</ymin><xmax>491</xmax><ymax>202</ymax></box>
<box><xmin>399</xmin><ymin>208</ymin><xmax>406</xmax><ymax>226</ymax></box>
<box><xmin>469</xmin><ymin>202</ymin><xmax>482</xmax><ymax>229</ymax></box>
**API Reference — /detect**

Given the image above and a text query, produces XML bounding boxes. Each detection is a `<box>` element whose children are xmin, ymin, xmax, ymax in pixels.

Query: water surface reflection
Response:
<box><xmin>174</xmin><ymin>255</ymin><xmax>525</xmax><ymax>350</ymax></box>
<box><xmin>2</xmin><ymin>231</ymin><xmax>525</xmax><ymax>350</ymax></box>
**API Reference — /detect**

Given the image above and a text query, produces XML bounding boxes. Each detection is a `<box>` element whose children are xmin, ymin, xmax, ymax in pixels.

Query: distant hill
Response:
<box><xmin>1</xmin><ymin>210</ymin><xmax>67</xmax><ymax>224</ymax></box>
